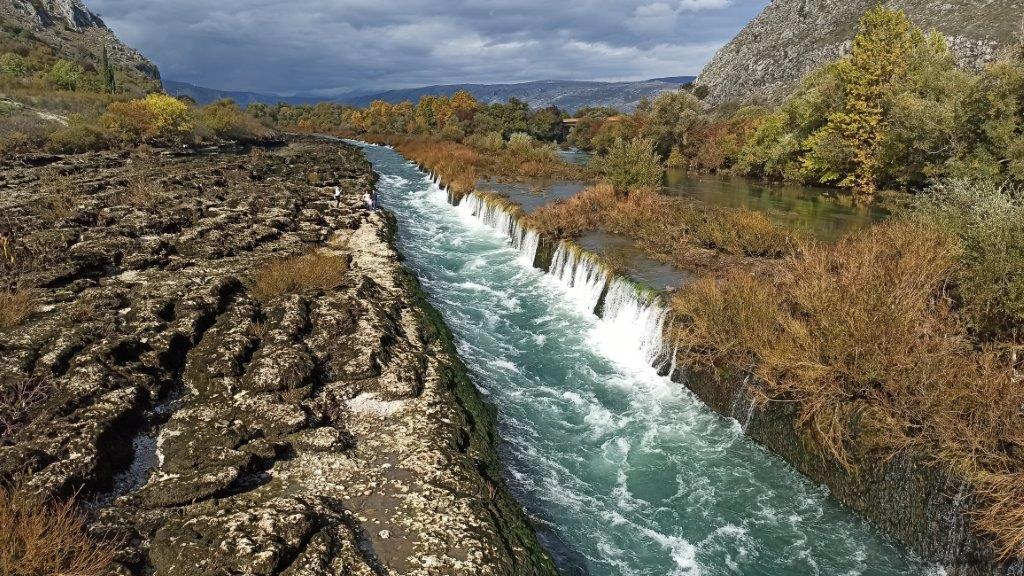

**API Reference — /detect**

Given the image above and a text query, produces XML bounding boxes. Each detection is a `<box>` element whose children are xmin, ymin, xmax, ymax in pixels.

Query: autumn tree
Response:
<box><xmin>805</xmin><ymin>7</ymin><xmax>923</xmax><ymax>198</ymax></box>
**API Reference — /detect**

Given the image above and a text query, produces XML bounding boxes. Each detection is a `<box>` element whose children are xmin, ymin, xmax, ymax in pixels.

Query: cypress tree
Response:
<box><xmin>101</xmin><ymin>46</ymin><xmax>116</xmax><ymax>93</ymax></box>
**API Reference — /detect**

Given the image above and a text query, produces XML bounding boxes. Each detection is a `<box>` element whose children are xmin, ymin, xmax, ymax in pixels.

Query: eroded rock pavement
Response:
<box><xmin>0</xmin><ymin>138</ymin><xmax>556</xmax><ymax>575</ymax></box>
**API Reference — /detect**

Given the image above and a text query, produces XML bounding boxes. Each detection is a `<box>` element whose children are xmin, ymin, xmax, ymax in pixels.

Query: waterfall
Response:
<box><xmin>548</xmin><ymin>243</ymin><xmax>609</xmax><ymax>316</ymax></box>
<box><xmin>458</xmin><ymin>192</ymin><xmax>540</xmax><ymax>271</ymax></box>
<box><xmin>512</xmin><ymin>222</ymin><xmax>540</xmax><ymax>267</ymax></box>
<box><xmin>599</xmin><ymin>278</ymin><xmax>670</xmax><ymax>367</ymax></box>
<box><xmin>438</xmin><ymin>181</ymin><xmax>671</xmax><ymax>375</ymax></box>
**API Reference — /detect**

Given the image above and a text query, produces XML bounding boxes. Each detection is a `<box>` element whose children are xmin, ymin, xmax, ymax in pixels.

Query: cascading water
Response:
<box><xmin>350</xmin><ymin>141</ymin><xmax>934</xmax><ymax>576</ymax></box>
<box><xmin>547</xmin><ymin>243</ymin><xmax>610</xmax><ymax>316</ymax></box>
<box><xmin>595</xmin><ymin>279</ymin><xmax>670</xmax><ymax>369</ymax></box>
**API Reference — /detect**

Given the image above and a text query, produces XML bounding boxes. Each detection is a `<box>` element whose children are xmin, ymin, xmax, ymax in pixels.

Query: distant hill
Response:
<box><xmin>339</xmin><ymin>78</ymin><xmax>697</xmax><ymax>113</ymax></box>
<box><xmin>167</xmin><ymin>77</ymin><xmax>697</xmax><ymax>112</ymax></box>
<box><xmin>163</xmin><ymin>80</ymin><xmax>317</xmax><ymax>106</ymax></box>
<box><xmin>696</xmin><ymin>0</ymin><xmax>1022</xmax><ymax>106</ymax></box>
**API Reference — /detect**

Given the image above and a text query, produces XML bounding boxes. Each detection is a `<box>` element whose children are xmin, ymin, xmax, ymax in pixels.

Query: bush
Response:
<box><xmin>199</xmin><ymin>99</ymin><xmax>270</xmax><ymax>140</ymax></box>
<box><xmin>46</xmin><ymin>59</ymin><xmax>83</xmax><ymax>91</ymax></box>
<box><xmin>914</xmin><ymin>179</ymin><xmax>1024</xmax><ymax>343</ymax></box>
<box><xmin>103</xmin><ymin>93</ymin><xmax>194</xmax><ymax>145</ymax></box>
<box><xmin>45</xmin><ymin>122</ymin><xmax>108</xmax><ymax>153</ymax></box>
<box><xmin>670</xmin><ymin>218</ymin><xmax>1024</xmax><ymax>556</ymax></box>
<box><xmin>0</xmin><ymin>484</ymin><xmax>116</xmax><ymax>576</ymax></box>
<box><xmin>0</xmin><ymin>52</ymin><xmax>27</xmax><ymax>78</ymax></box>
<box><xmin>0</xmin><ymin>289</ymin><xmax>34</xmax><ymax>329</ymax></box>
<box><xmin>251</xmin><ymin>252</ymin><xmax>349</xmax><ymax>302</ymax></box>
<box><xmin>591</xmin><ymin>137</ymin><xmax>663</xmax><ymax>193</ymax></box>
<box><xmin>465</xmin><ymin>131</ymin><xmax>504</xmax><ymax>152</ymax></box>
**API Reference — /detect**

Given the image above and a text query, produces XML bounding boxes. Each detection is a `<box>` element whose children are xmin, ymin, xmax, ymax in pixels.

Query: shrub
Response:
<box><xmin>684</xmin><ymin>207</ymin><xmax>802</xmax><ymax>258</ymax></box>
<box><xmin>0</xmin><ymin>484</ymin><xmax>116</xmax><ymax>576</ymax></box>
<box><xmin>525</xmin><ymin>183</ymin><xmax>617</xmax><ymax>238</ymax></box>
<box><xmin>251</xmin><ymin>251</ymin><xmax>349</xmax><ymax>302</ymax></box>
<box><xmin>0</xmin><ymin>52</ymin><xmax>27</xmax><ymax>77</ymax></box>
<box><xmin>0</xmin><ymin>289</ymin><xmax>34</xmax><ymax>329</ymax></box>
<box><xmin>465</xmin><ymin>131</ymin><xmax>504</xmax><ymax>152</ymax></box>
<box><xmin>46</xmin><ymin>59</ymin><xmax>83</xmax><ymax>91</ymax></box>
<box><xmin>591</xmin><ymin>137</ymin><xmax>663</xmax><ymax>193</ymax></box>
<box><xmin>45</xmin><ymin>122</ymin><xmax>108</xmax><ymax>154</ymax></box>
<box><xmin>199</xmin><ymin>99</ymin><xmax>269</xmax><ymax>140</ymax></box>
<box><xmin>103</xmin><ymin>94</ymin><xmax>194</xmax><ymax>145</ymax></box>
<box><xmin>670</xmin><ymin>218</ymin><xmax>1023</xmax><ymax>521</ymax></box>
<box><xmin>0</xmin><ymin>374</ymin><xmax>48</xmax><ymax>438</ymax></box>
<box><xmin>914</xmin><ymin>179</ymin><xmax>1024</xmax><ymax>343</ymax></box>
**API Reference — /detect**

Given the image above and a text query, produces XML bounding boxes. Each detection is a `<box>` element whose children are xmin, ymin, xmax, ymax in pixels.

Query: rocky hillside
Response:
<box><xmin>0</xmin><ymin>138</ymin><xmax>556</xmax><ymax>575</ymax></box>
<box><xmin>696</xmin><ymin>0</ymin><xmax>1022</xmax><ymax>105</ymax></box>
<box><xmin>0</xmin><ymin>0</ymin><xmax>160</xmax><ymax>82</ymax></box>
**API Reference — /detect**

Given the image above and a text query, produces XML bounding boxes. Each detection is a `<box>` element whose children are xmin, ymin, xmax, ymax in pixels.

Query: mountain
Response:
<box><xmin>339</xmin><ymin>78</ymin><xmax>696</xmax><ymax>113</ymax></box>
<box><xmin>695</xmin><ymin>0</ymin><xmax>1022</xmax><ymax>106</ymax></box>
<box><xmin>163</xmin><ymin>80</ymin><xmax>316</xmax><ymax>106</ymax></box>
<box><xmin>0</xmin><ymin>0</ymin><xmax>160</xmax><ymax>83</ymax></box>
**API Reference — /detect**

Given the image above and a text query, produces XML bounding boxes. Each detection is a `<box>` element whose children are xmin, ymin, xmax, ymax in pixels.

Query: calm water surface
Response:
<box><xmin>353</xmin><ymin>141</ymin><xmax>934</xmax><ymax>576</ymax></box>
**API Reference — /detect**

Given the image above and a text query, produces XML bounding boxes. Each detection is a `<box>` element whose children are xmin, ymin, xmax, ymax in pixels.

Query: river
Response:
<box><xmin>352</xmin><ymin>141</ymin><xmax>935</xmax><ymax>576</ymax></box>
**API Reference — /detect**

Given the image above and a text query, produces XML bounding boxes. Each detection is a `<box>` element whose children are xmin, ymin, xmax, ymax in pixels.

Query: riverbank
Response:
<box><xmin>407</xmin><ymin>147</ymin><xmax>1023</xmax><ymax>575</ymax></box>
<box><xmin>0</xmin><ymin>137</ymin><xmax>556</xmax><ymax>575</ymax></box>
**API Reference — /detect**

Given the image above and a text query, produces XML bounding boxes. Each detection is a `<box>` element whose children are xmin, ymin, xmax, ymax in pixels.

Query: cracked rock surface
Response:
<box><xmin>0</xmin><ymin>138</ymin><xmax>556</xmax><ymax>575</ymax></box>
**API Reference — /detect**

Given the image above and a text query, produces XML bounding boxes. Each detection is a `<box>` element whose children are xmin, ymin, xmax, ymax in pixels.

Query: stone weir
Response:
<box><xmin>0</xmin><ymin>138</ymin><xmax>557</xmax><ymax>576</ymax></box>
<box><xmin>418</xmin><ymin>166</ymin><xmax>1024</xmax><ymax>575</ymax></box>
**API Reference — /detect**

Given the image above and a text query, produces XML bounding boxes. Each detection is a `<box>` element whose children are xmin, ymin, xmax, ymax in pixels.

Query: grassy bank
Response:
<box><xmin>668</xmin><ymin>179</ymin><xmax>1023</xmax><ymax>557</ymax></box>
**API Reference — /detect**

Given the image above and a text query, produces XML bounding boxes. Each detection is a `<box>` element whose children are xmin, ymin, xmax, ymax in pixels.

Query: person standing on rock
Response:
<box><xmin>362</xmin><ymin>191</ymin><xmax>374</xmax><ymax>211</ymax></box>
<box><xmin>333</xmin><ymin>186</ymin><xmax>342</xmax><ymax>208</ymax></box>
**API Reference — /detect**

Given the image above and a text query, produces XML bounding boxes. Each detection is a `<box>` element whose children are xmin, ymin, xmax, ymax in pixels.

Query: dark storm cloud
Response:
<box><xmin>87</xmin><ymin>0</ymin><xmax>769</xmax><ymax>94</ymax></box>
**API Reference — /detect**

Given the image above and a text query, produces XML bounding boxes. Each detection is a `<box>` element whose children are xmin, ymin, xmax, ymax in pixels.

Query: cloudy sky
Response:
<box><xmin>88</xmin><ymin>0</ymin><xmax>769</xmax><ymax>96</ymax></box>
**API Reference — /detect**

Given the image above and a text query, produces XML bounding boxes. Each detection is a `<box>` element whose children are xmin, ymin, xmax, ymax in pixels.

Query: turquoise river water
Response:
<box><xmin>353</xmin><ymin>141</ymin><xmax>937</xmax><ymax>576</ymax></box>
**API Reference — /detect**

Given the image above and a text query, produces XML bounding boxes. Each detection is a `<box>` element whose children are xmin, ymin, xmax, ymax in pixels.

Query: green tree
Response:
<box><xmin>101</xmin><ymin>46</ymin><xmax>116</xmax><ymax>93</ymax></box>
<box><xmin>0</xmin><ymin>53</ymin><xmax>27</xmax><ymax>78</ymax></box>
<box><xmin>527</xmin><ymin>106</ymin><xmax>565</xmax><ymax>142</ymax></box>
<box><xmin>805</xmin><ymin>7</ymin><xmax>923</xmax><ymax>197</ymax></box>
<box><xmin>642</xmin><ymin>90</ymin><xmax>704</xmax><ymax>157</ymax></box>
<box><xmin>592</xmin><ymin>137</ymin><xmax>664</xmax><ymax>194</ymax></box>
<box><xmin>47</xmin><ymin>59</ymin><xmax>83</xmax><ymax>91</ymax></box>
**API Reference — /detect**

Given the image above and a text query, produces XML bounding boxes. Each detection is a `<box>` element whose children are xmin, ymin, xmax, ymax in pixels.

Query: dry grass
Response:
<box><xmin>526</xmin><ymin>183</ymin><xmax>617</xmax><ymax>238</ymax></box>
<box><xmin>527</xmin><ymin>184</ymin><xmax>801</xmax><ymax>259</ymax></box>
<box><xmin>251</xmin><ymin>251</ymin><xmax>349</xmax><ymax>302</ymax></box>
<box><xmin>396</xmin><ymin>136</ymin><xmax>587</xmax><ymax>196</ymax></box>
<box><xmin>0</xmin><ymin>289</ymin><xmax>35</xmax><ymax>330</ymax></box>
<box><xmin>397</xmin><ymin>138</ymin><xmax>479</xmax><ymax>195</ymax></box>
<box><xmin>116</xmin><ymin>175</ymin><xmax>163</xmax><ymax>210</ymax></box>
<box><xmin>0</xmin><ymin>375</ymin><xmax>49</xmax><ymax>439</ymax></box>
<box><xmin>0</xmin><ymin>484</ymin><xmax>117</xmax><ymax>576</ymax></box>
<box><xmin>669</xmin><ymin>219</ymin><xmax>1024</xmax><ymax>556</ymax></box>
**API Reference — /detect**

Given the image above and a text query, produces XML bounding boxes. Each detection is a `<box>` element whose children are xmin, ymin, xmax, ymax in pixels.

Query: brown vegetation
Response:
<box><xmin>250</xmin><ymin>251</ymin><xmax>349</xmax><ymax>302</ymax></box>
<box><xmin>0</xmin><ymin>484</ymin><xmax>116</xmax><ymax>576</ymax></box>
<box><xmin>527</xmin><ymin>184</ymin><xmax>801</xmax><ymax>259</ymax></box>
<box><xmin>0</xmin><ymin>374</ymin><xmax>48</xmax><ymax>438</ymax></box>
<box><xmin>0</xmin><ymin>289</ymin><xmax>34</xmax><ymax>329</ymax></box>
<box><xmin>669</xmin><ymin>219</ymin><xmax>1024</xmax><ymax>555</ymax></box>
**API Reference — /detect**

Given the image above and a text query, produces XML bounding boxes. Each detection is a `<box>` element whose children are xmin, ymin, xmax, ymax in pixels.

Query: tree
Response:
<box><xmin>47</xmin><ymin>59</ymin><xmax>83</xmax><ymax>91</ymax></box>
<box><xmin>100</xmin><ymin>46</ymin><xmax>116</xmax><ymax>93</ymax></box>
<box><xmin>592</xmin><ymin>138</ymin><xmax>664</xmax><ymax>194</ymax></box>
<box><xmin>806</xmin><ymin>7</ymin><xmax>922</xmax><ymax>197</ymax></box>
<box><xmin>527</xmin><ymin>106</ymin><xmax>565</xmax><ymax>142</ymax></box>
<box><xmin>0</xmin><ymin>53</ymin><xmax>27</xmax><ymax>78</ymax></box>
<box><xmin>642</xmin><ymin>90</ymin><xmax>704</xmax><ymax>157</ymax></box>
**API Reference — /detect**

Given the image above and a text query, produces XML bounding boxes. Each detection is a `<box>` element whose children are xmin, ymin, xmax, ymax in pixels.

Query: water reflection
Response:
<box><xmin>477</xmin><ymin>178</ymin><xmax>587</xmax><ymax>213</ymax></box>
<box><xmin>576</xmin><ymin>231</ymin><xmax>693</xmax><ymax>293</ymax></box>
<box><xmin>664</xmin><ymin>169</ymin><xmax>890</xmax><ymax>242</ymax></box>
